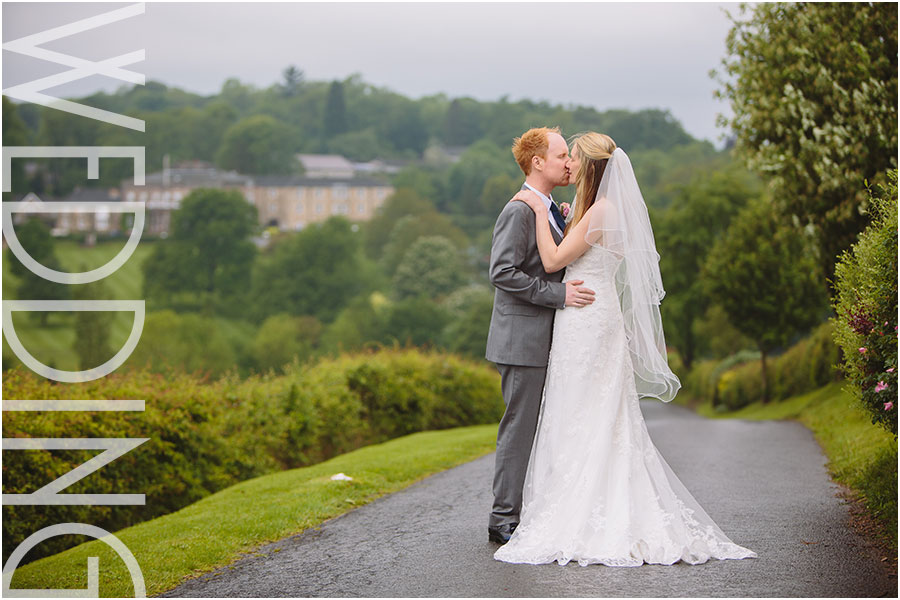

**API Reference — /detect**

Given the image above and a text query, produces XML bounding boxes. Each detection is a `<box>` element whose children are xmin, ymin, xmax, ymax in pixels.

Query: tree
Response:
<box><xmin>393</xmin><ymin>236</ymin><xmax>466</xmax><ymax>300</ymax></box>
<box><xmin>250</xmin><ymin>314</ymin><xmax>321</xmax><ymax>372</ymax></box>
<box><xmin>216</xmin><ymin>115</ymin><xmax>295</xmax><ymax>174</ymax></box>
<box><xmin>5</xmin><ymin>218</ymin><xmax>69</xmax><ymax>325</ymax></box>
<box><xmin>281</xmin><ymin>65</ymin><xmax>304</xmax><ymax>97</ymax></box>
<box><xmin>143</xmin><ymin>188</ymin><xmax>258</xmax><ymax>315</ymax></box>
<box><xmin>380</xmin><ymin>213</ymin><xmax>468</xmax><ymax>278</ymax></box>
<box><xmin>319</xmin><ymin>293</ymin><xmax>389</xmax><ymax>355</ymax></box>
<box><xmin>124</xmin><ymin>310</ymin><xmax>238</xmax><ymax>377</ymax></box>
<box><xmin>441</xmin><ymin>285</ymin><xmax>494</xmax><ymax>358</ymax></box>
<box><xmin>3</xmin><ymin>97</ymin><xmax>29</xmax><ymax>197</ymax></box>
<box><xmin>714</xmin><ymin>2</ymin><xmax>898</xmax><ymax>286</ymax></box>
<box><xmin>363</xmin><ymin>189</ymin><xmax>436</xmax><ymax>258</ymax></box>
<box><xmin>655</xmin><ymin>165</ymin><xmax>760</xmax><ymax>369</ymax></box>
<box><xmin>480</xmin><ymin>173</ymin><xmax>521</xmax><ymax>215</ymax></box>
<box><xmin>324</xmin><ymin>80</ymin><xmax>348</xmax><ymax>137</ymax></box>
<box><xmin>382</xmin><ymin>296</ymin><xmax>450</xmax><ymax>348</ymax></box>
<box><xmin>72</xmin><ymin>280</ymin><xmax>113</xmax><ymax>371</ymax></box>
<box><xmin>703</xmin><ymin>197</ymin><xmax>828</xmax><ymax>402</ymax></box>
<box><xmin>443</xmin><ymin>98</ymin><xmax>484</xmax><ymax>146</ymax></box>
<box><xmin>250</xmin><ymin>217</ymin><xmax>376</xmax><ymax>323</ymax></box>
<box><xmin>445</xmin><ymin>139</ymin><xmax>520</xmax><ymax>214</ymax></box>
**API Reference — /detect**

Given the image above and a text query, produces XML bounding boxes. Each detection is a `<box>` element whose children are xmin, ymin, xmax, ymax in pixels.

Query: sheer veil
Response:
<box><xmin>585</xmin><ymin>148</ymin><xmax>681</xmax><ymax>403</ymax></box>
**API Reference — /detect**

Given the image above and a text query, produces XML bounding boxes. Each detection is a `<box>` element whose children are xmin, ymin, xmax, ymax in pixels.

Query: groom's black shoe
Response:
<box><xmin>488</xmin><ymin>523</ymin><xmax>518</xmax><ymax>544</ymax></box>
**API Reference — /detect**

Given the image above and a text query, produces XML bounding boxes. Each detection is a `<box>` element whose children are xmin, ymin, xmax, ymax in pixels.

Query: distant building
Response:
<box><xmin>121</xmin><ymin>163</ymin><xmax>251</xmax><ymax>237</ymax></box>
<box><xmin>121</xmin><ymin>159</ymin><xmax>393</xmax><ymax>236</ymax></box>
<box><xmin>296</xmin><ymin>154</ymin><xmax>355</xmax><ymax>179</ymax></box>
<box><xmin>10</xmin><ymin>189</ymin><xmax>121</xmax><ymax>237</ymax></box>
<box><xmin>250</xmin><ymin>175</ymin><xmax>392</xmax><ymax>231</ymax></box>
<box><xmin>9</xmin><ymin>157</ymin><xmax>395</xmax><ymax>239</ymax></box>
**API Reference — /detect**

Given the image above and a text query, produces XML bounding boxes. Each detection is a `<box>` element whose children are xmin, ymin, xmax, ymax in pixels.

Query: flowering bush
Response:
<box><xmin>832</xmin><ymin>170</ymin><xmax>898</xmax><ymax>435</ymax></box>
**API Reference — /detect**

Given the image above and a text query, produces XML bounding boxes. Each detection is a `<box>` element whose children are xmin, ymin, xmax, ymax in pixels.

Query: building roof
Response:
<box><xmin>252</xmin><ymin>175</ymin><xmax>392</xmax><ymax>188</ymax></box>
<box><xmin>142</xmin><ymin>167</ymin><xmax>252</xmax><ymax>187</ymax></box>
<box><xmin>296</xmin><ymin>154</ymin><xmax>355</xmax><ymax>172</ymax></box>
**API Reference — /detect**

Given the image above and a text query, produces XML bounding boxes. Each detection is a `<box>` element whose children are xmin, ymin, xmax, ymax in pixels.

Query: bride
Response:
<box><xmin>493</xmin><ymin>132</ymin><xmax>757</xmax><ymax>567</ymax></box>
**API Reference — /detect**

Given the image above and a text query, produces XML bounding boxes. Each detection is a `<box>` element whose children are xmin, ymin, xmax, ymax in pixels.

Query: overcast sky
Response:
<box><xmin>2</xmin><ymin>1</ymin><xmax>741</xmax><ymax>144</ymax></box>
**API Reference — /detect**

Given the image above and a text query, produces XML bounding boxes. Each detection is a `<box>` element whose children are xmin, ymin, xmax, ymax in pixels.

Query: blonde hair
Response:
<box><xmin>565</xmin><ymin>132</ymin><xmax>617</xmax><ymax>235</ymax></box>
<box><xmin>511</xmin><ymin>126</ymin><xmax>561</xmax><ymax>176</ymax></box>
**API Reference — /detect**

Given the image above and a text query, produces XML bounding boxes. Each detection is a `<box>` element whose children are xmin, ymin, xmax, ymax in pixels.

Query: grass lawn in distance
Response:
<box><xmin>7</xmin><ymin>424</ymin><xmax>498</xmax><ymax>598</ymax></box>
<box><xmin>696</xmin><ymin>382</ymin><xmax>897</xmax><ymax>551</ymax></box>
<box><xmin>2</xmin><ymin>239</ymin><xmax>154</xmax><ymax>371</ymax></box>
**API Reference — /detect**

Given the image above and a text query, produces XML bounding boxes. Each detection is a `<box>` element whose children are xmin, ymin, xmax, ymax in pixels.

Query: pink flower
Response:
<box><xmin>560</xmin><ymin>202</ymin><xmax>571</xmax><ymax>218</ymax></box>
<box><xmin>858</xmin><ymin>347</ymin><xmax>867</xmax><ymax>354</ymax></box>
<box><xmin>888</xmin><ymin>368</ymin><xmax>895</xmax><ymax>373</ymax></box>
<box><xmin>884</xmin><ymin>401</ymin><xmax>894</xmax><ymax>411</ymax></box>
<box><xmin>875</xmin><ymin>381</ymin><xmax>888</xmax><ymax>393</ymax></box>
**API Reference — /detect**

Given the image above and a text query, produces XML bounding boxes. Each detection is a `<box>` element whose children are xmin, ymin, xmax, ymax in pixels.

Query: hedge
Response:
<box><xmin>2</xmin><ymin>349</ymin><xmax>503</xmax><ymax>564</ymax></box>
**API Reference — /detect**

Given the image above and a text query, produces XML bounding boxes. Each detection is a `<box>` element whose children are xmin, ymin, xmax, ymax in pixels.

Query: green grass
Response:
<box><xmin>697</xmin><ymin>382</ymin><xmax>897</xmax><ymax>549</ymax></box>
<box><xmin>7</xmin><ymin>424</ymin><xmax>498</xmax><ymax>597</ymax></box>
<box><xmin>3</xmin><ymin>240</ymin><xmax>153</xmax><ymax>371</ymax></box>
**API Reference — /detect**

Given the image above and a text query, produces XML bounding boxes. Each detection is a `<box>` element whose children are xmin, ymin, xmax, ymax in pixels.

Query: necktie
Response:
<box><xmin>549</xmin><ymin>201</ymin><xmax>566</xmax><ymax>233</ymax></box>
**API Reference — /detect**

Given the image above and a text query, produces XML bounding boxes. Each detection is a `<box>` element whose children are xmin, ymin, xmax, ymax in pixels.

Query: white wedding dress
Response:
<box><xmin>493</xmin><ymin>245</ymin><xmax>757</xmax><ymax>567</ymax></box>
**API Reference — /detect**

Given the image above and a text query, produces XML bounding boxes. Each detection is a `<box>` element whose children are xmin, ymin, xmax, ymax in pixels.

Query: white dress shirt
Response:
<box><xmin>523</xmin><ymin>183</ymin><xmax>564</xmax><ymax>239</ymax></box>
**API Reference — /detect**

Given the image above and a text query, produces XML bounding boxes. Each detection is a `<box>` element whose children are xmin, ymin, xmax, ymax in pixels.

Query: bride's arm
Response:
<box><xmin>512</xmin><ymin>191</ymin><xmax>592</xmax><ymax>273</ymax></box>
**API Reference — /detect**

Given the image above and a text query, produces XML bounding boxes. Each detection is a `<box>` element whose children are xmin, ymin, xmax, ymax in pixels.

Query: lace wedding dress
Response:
<box><xmin>493</xmin><ymin>245</ymin><xmax>757</xmax><ymax>567</ymax></box>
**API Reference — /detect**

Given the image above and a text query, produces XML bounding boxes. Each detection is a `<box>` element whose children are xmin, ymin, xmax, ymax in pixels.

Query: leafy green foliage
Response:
<box><xmin>832</xmin><ymin>170</ymin><xmax>898</xmax><ymax>435</ymax></box>
<box><xmin>250</xmin><ymin>217</ymin><xmax>377</xmax><ymax>323</ymax></box>
<box><xmin>3</xmin><ymin>96</ymin><xmax>30</xmax><ymax>196</ymax></box>
<box><xmin>655</xmin><ymin>164</ymin><xmax>760</xmax><ymax>368</ymax></box>
<box><xmin>715</xmin><ymin>2</ymin><xmax>898</xmax><ymax>283</ymax></box>
<box><xmin>2</xmin><ymin>350</ymin><xmax>503</xmax><ymax>565</ymax></box>
<box><xmin>250</xmin><ymin>314</ymin><xmax>322</xmax><ymax>372</ymax></box>
<box><xmin>382</xmin><ymin>297</ymin><xmax>450</xmax><ymax>348</ymax></box>
<box><xmin>125</xmin><ymin>310</ymin><xmax>240</xmax><ymax>377</ymax></box>
<box><xmin>72</xmin><ymin>280</ymin><xmax>114</xmax><ymax>371</ymax></box>
<box><xmin>393</xmin><ymin>236</ymin><xmax>466</xmax><ymax>300</ymax></box>
<box><xmin>379</xmin><ymin>212</ymin><xmax>468</xmax><ymax>277</ymax></box>
<box><xmin>703</xmin><ymin>196</ymin><xmax>829</xmax><ymax>400</ymax></box>
<box><xmin>681</xmin><ymin>323</ymin><xmax>841</xmax><ymax>411</ymax></box>
<box><xmin>4</xmin><ymin>218</ymin><xmax>70</xmax><ymax>323</ymax></box>
<box><xmin>216</xmin><ymin>114</ymin><xmax>296</xmax><ymax>174</ymax></box>
<box><xmin>143</xmin><ymin>188</ymin><xmax>258</xmax><ymax>315</ymax></box>
<box><xmin>324</xmin><ymin>80</ymin><xmax>348</xmax><ymax>137</ymax></box>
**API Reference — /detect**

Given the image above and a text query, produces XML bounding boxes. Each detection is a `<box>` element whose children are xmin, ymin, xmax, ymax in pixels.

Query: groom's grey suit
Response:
<box><xmin>486</xmin><ymin>188</ymin><xmax>566</xmax><ymax>528</ymax></box>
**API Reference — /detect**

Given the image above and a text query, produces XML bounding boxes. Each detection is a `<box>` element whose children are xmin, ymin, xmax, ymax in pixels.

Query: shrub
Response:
<box><xmin>832</xmin><ymin>170</ymin><xmax>898</xmax><ymax>435</ymax></box>
<box><xmin>681</xmin><ymin>323</ymin><xmax>842</xmax><ymax>410</ymax></box>
<box><xmin>2</xmin><ymin>349</ymin><xmax>503</xmax><ymax>564</ymax></box>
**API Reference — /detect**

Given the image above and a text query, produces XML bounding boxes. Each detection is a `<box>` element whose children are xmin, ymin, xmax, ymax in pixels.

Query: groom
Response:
<box><xmin>485</xmin><ymin>126</ymin><xmax>595</xmax><ymax>544</ymax></box>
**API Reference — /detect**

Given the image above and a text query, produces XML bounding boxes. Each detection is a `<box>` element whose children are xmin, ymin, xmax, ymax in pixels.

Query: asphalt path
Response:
<box><xmin>160</xmin><ymin>401</ymin><xmax>894</xmax><ymax>597</ymax></box>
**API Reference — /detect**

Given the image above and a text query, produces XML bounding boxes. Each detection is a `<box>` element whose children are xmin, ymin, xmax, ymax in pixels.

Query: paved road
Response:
<box><xmin>161</xmin><ymin>401</ymin><xmax>894</xmax><ymax>597</ymax></box>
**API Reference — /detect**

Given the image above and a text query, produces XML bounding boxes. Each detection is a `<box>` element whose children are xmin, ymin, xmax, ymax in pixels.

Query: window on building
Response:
<box><xmin>333</xmin><ymin>185</ymin><xmax>348</xmax><ymax>199</ymax></box>
<box><xmin>357</xmin><ymin>202</ymin><xmax>366</xmax><ymax>213</ymax></box>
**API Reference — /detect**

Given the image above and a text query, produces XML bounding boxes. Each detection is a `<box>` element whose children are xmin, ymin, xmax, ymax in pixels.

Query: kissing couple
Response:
<box><xmin>484</xmin><ymin>127</ymin><xmax>757</xmax><ymax>566</ymax></box>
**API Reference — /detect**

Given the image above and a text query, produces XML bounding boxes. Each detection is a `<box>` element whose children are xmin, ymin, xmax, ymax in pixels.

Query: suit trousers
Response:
<box><xmin>490</xmin><ymin>362</ymin><xmax>547</xmax><ymax>527</ymax></box>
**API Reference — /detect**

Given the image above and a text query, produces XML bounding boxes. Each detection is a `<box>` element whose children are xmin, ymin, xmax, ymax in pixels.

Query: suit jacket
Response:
<box><xmin>485</xmin><ymin>194</ymin><xmax>566</xmax><ymax>367</ymax></box>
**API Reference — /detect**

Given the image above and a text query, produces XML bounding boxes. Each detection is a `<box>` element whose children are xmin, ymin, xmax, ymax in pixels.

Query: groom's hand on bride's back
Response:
<box><xmin>565</xmin><ymin>279</ymin><xmax>595</xmax><ymax>308</ymax></box>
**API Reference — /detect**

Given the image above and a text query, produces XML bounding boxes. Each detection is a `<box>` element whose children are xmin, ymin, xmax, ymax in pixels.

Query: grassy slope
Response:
<box><xmin>696</xmin><ymin>382</ymin><xmax>897</xmax><ymax>549</ymax></box>
<box><xmin>3</xmin><ymin>240</ymin><xmax>153</xmax><ymax>371</ymax></box>
<box><xmin>7</xmin><ymin>424</ymin><xmax>498</xmax><ymax>598</ymax></box>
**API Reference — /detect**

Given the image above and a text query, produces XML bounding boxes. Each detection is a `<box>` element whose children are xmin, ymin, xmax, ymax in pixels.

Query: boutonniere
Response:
<box><xmin>560</xmin><ymin>202</ymin><xmax>571</xmax><ymax>220</ymax></box>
